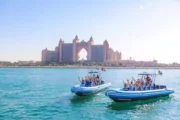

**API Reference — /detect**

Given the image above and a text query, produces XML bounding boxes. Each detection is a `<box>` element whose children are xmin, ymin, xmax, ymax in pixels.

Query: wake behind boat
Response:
<box><xmin>105</xmin><ymin>72</ymin><xmax>174</xmax><ymax>102</ymax></box>
<box><xmin>71</xmin><ymin>69</ymin><xmax>111</xmax><ymax>96</ymax></box>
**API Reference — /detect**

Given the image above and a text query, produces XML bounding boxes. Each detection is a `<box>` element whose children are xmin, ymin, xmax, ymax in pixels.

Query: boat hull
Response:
<box><xmin>105</xmin><ymin>88</ymin><xmax>174</xmax><ymax>102</ymax></box>
<box><xmin>71</xmin><ymin>83</ymin><xmax>111</xmax><ymax>96</ymax></box>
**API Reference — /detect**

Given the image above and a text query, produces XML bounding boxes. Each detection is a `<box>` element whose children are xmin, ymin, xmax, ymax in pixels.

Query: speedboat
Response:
<box><xmin>105</xmin><ymin>72</ymin><xmax>174</xmax><ymax>102</ymax></box>
<box><xmin>71</xmin><ymin>70</ymin><xmax>111</xmax><ymax>96</ymax></box>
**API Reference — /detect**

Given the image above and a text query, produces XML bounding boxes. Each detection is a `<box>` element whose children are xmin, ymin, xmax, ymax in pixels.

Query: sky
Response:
<box><xmin>0</xmin><ymin>0</ymin><xmax>180</xmax><ymax>63</ymax></box>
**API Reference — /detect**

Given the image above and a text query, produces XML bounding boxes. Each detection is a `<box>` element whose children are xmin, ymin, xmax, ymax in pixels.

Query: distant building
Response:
<box><xmin>42</xmin><ymin>35</ymin><xmax>122</xmax><ymax>63</ymax></box>
<box><xmin>17</xmin><ymin>60</ymin><xmax>36</xmax><ymax>64</ymax></box>
<box><xmin>121</xmin><ymin>60</ymin><xmax>158</xmax><ymax>67</ymax></box>
<box><xmin>0</xmin><ymin>61</ymin><xmax>12</xmax><ymax>66</ymax></box>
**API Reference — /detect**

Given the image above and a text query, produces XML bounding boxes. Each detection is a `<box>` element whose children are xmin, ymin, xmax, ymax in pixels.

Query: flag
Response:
<box><xmin>101</xmin><ymin>68</ymin><xmax>106</xmax><ymax>71</ymax></box>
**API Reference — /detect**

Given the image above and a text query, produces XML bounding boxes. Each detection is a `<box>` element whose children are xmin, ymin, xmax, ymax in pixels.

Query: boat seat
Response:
<box><xmin>122</xmin><ymin>88</ymin><xmax>129</xmax><ymax>91</ymax></box>
<box><xmin>160</xmin><ymin>85</ymin><xmax>166</xmax><ymax>89</ymax></box>
<box><xmin>137</xmin><ymin>87</ymin><xmax>141</xmax><ymax>91</ymax></box>
<box><xmin>129</xmin><ymin>87</ymin><xmax>135</xmax><ymax>91</ymax></box>
<box><xmin>80</xmin><ymin>84</ymin><xmax>85</xmax><ymax>87</ymax></box>
<box><xmin>143</xmin><ymin>87</ymin><xmax>146</xmax><ymax>90</ymax></box>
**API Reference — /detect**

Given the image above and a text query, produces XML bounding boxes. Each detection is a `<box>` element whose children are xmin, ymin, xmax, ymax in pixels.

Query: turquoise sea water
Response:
<box><xmin>0</xmin><ymin>68</ymin><xmax>179</xmax><ymax>120</ymax></box>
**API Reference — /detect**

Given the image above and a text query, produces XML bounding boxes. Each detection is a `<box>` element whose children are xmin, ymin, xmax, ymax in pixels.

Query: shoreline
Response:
<box><xmin>1</xmin><ymin>66</ymin><xmax>180</xmax><ymax>69</ymax></box>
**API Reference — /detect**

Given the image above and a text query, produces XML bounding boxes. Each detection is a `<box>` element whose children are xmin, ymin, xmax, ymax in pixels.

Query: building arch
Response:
<box><xmin>76</xmin><ymin>43</ymin><xmax>89</xmax><ymax>61</ymax></box>
<box><xmin>78</xmin><ymin>48</ymin><xmax>88</xmax><ymax>60</ymax></box>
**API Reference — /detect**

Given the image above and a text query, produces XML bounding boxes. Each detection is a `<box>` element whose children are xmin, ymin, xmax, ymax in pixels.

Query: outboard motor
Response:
<box><xmin>101</xmin><ymin>80</ymin><xmax>105</xmax><ymax>84</ymax></box>
<box><xmin>160</xmin><ymin>85</ymin><xmax>167</xmax><ymax>89</ymax></box>
<box><xmin>155</xmin><ymin>85</ymin><xmax>167</xmax><ymax>89</ymax></box>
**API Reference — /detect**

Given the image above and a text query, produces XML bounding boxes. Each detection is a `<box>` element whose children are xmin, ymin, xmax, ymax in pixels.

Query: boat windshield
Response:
<box><xmin>88</xmin><ymin>71</ymin><xmax>100</xmax><ymax>77</ymax></box>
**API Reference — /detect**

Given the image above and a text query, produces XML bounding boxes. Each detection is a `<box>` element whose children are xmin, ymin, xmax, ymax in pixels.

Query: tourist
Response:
<box><xmin>85</xmin><ymin>77</ymin><xmax>91</xmax><ymax>87</ymax></box>
<box><xmin>96</xmin><ymin>74</ymin><xmax>99</xmax><ymax>79</ymax></box>
<box><xmin>78</xmin><ymin>76</ymin><xmax>85</xmax><ymax>87</ymax></box>
<box><xmin>126</xmin><ymin>79</ymin><xmax>130</xmax><ymax>90</ymax></box>
<box><xmin>97</xmin><ymin>77</ymin><xmax>100</xmax><ymax>85</ymax></box>
<box><xmin>123</xmin><ymin>80</ymin><xmax>128</xmax><ymax>89</ymax></box>
<box><xmin>129</xmin><ymin>80</ymin><xmax>134</xmax><ymax>91</ymax></box>
<box><xmin>95</xmin><ymin>77</ymin><xmax>98</xmax><ymax>86</ymax></box>
<box><xmin>91</xmin><ymin>77</ymin><xmax>94</xmax><ymax>86</ymax></box>
<box><xmin>136</xmin><ymin>79</ymin><xmax>142</xmax><ymax>91</ymax></box>
<box><xmin>145</xmin><ymin>75</ymin><xmax>152</xmax><ymax>90</ymax></box>
<box><xmin>78</xmin><ymin>76</ymin><xmax>83</xmax><ymax>82</ymax></box>
<box><xmin>140</xmin><ymin>78</ymin><xmax>145</xmax><ymax>90</ymax></box>
<box><xmin>84</xmin><ymin>77</ymin><xmax>89</xmax><ymax>87</ymax></box>
<box><xmin>146</xmin><ymin>75</ymin><xmax>151</xmax><ymax>84</ymax></box>
<box><xmin>92</xmin><ymin>77</ymin><xmax>97</xmax><ymax>86</ymax></box>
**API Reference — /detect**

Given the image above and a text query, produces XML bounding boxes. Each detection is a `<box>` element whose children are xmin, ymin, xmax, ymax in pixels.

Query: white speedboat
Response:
<box><xmin>105</xmin><ymin>72</ymin><xmax>174</xmax><ymax>102</ymax></box>
<box><xmin>71</xmin><ymin>70</ymin><xmax>111</xmax><ymax>96</ymax></box>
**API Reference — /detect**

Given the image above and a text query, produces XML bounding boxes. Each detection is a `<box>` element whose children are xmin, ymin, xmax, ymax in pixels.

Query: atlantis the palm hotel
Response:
<box><xmin>42</xmin><ymin>35</ymin><xmax>122</xmax><ymax>63</ymax></box>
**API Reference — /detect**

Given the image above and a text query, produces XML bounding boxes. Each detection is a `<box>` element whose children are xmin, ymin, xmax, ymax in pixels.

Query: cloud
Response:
<box><xmin>140</xmin><ymin>4</ymin><xmax>144</xmax><ymax>10</ymax></box>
